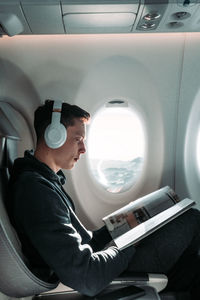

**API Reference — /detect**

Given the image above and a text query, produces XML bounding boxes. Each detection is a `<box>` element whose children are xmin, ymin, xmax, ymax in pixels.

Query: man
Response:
<box><xmin>8</xmin><ymin>100</ymin><xmax>200</xmax><ymax>298</ymax></box>
<box><xmin>8</xmin><ymin>100</ymin><xmax>134</xmax><ymax>296</ymax></box>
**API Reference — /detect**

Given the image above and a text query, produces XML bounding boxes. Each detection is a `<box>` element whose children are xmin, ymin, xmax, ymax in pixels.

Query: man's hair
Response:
<box><xmin>34</xmin><ymin>100</ymin><xmax>90</xmax><ymax>143</ymax></box>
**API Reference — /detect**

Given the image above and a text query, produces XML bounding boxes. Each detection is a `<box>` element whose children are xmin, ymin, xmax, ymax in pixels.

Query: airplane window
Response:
<box><xmin>87</xmin><ymin>105</ymin><xmax>145</xmax><ymax>193</ymax></box>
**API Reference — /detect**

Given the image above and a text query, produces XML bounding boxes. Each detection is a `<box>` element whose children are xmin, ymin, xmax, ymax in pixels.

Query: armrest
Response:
<box><xmin>40</xmin><ymin>272</ymin><xmax>167</xmax><ymax>299</ymax></box>
<box><xmin>110</xmin><ymin>272</ymin><xmax>168</xmax><ymax>293</ymax></box>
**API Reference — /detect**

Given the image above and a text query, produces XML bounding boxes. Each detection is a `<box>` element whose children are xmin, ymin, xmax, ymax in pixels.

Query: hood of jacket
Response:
<box><xmin>10</xmin><ymin>150</ymin><xmax>66</xmax><ymax>186</ymax></box>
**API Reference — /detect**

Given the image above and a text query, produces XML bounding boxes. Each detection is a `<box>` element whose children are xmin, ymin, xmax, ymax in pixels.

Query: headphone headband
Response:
<box><xmin>53</xmin><ymin>108</ymin><xmax>62</xmax><ymax>113</ymax></box>
<box><xmin>52</xmin><ymin>100</ymin><xmax>62</xmax><ymax>111</ymax></box>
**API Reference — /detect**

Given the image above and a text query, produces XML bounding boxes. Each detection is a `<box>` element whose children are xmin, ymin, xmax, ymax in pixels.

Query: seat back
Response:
<box><xmin>0</xmin><ymin>109</ymin><xmax>59</xmax><ymax>297</ymax></box>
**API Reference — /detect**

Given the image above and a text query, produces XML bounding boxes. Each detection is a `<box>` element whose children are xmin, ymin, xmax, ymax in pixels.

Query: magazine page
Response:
<box><xmin>113</xmin><ymin>198</ymin><xmax>195</xmax><ymax>250</ymax></box>
<box><xmin>103</xmin><ymin>186</ymin><xmax>179</xmax><ymax>239</ymax></box>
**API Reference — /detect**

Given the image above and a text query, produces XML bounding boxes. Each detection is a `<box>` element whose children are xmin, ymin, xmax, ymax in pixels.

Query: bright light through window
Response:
<box><xmin>87</xmin><ymin>105</ymin><xmax>145</xmax><ymax>193</ymax></box>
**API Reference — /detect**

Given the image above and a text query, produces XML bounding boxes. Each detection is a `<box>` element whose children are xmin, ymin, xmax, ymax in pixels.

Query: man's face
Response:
<box><xmin>54</xmin><ymin>118</ymin><xmax>86</xmax><ymax>170</ymax></box>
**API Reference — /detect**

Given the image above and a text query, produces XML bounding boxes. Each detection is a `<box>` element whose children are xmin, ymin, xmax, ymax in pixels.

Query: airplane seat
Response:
<box><xmin>0</xmin><ymin>136</ymin><xmax>59</xmax><ymax>298</ymax></box>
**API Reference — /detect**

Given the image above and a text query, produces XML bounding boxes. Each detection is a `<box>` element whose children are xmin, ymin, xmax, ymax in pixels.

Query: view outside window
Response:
<box><xmin>87</xmin><ymin>105</ymin><xmax>145</xmax><ymax>193</ymax></box>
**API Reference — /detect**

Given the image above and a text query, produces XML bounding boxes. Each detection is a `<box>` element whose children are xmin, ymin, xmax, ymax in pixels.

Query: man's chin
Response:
<box><xmin>69</xmin><ymin>161</ymin><xmax>76</xmax><ymax>169</ymax></box>
<box><xmin>63</xmin><ymin>163</ymin><xmax>75</xmax><ymax>170</ymax></box>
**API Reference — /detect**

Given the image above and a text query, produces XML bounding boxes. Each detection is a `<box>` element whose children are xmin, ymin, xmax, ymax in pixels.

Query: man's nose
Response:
<box><xmin>79</xmin><ymin>142</ymin><xmax>86</xmax><ymax>154</ymax></box>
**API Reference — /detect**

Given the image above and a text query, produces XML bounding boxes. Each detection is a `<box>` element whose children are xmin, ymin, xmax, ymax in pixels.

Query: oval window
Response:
<box><xmin>87</xmin><ymin>104</ymin><xmax>146</xmax><ymax>193</ymax></box>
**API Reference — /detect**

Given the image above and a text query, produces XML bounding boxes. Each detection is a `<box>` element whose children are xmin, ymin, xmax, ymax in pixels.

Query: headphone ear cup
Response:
<box><xmin>44</xmin><ymin>123</ymin><xmax>67</xmax><ymax>149</ymax></box>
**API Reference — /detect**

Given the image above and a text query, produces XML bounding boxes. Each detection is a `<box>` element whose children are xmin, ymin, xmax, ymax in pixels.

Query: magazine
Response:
<box><xmin>103</xmin><ymin>186</ymin><xmax>195</xmax><ymax>250</ymax></box>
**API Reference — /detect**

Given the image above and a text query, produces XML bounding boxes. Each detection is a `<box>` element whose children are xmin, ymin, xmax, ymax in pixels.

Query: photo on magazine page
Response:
<box><xmin>103</xmin><ymin>186</ymin><xmax>196</xmax><ymax>249</ymax></box>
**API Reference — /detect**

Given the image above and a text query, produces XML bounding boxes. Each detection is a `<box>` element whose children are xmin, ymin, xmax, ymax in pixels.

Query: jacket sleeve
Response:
<box><xmin>13</xmin><ymin>176</ymin><xmax>135</xmax><ymax>297</ymax></box>
<box><xmin>89</xmin><ymin>226</ymin><xmax>113</xmax><ymax>251</ymax></box>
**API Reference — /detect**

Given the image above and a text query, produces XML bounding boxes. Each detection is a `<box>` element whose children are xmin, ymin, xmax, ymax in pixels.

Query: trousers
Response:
<box><xmin>126</xmin><ymin>208</ymin><xmax>200</xmax><ymax>299</ymax></box>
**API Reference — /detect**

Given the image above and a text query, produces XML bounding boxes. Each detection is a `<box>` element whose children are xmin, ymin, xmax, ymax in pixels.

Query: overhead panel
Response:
<box><xmin>22</xmin><ymin>3</ymin><xmax>65</xmax><ymax>34</ymax></box>
<box><xmin>158</xmin><ymin>1</ymin><xmax>200</xmax><ymax>32</ymax></box>
<box><xmin>136</xmin><ymin>3</ymin><xmax>168</xmax><ymax>31</ymax></box>
<box><xmin>62</xmin><ymin>3</ymin><xmax>139</xmax><ymax>33</ymax></box>
<box><xmin>0</xmin><ymin>0</ymin><xmax>200</xmax><ymax>35</ymax></box>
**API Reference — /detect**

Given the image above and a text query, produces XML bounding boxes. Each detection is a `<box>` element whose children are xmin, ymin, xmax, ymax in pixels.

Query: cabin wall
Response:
<box><xmin>176</xmin><ymin>34</ymin><xmax>200</xmax><ymax>206</ymax></box>
<box><xmin>0</xmin><ymin>33</ymin><xmax>200</xmax><ymax>233</ymax></box>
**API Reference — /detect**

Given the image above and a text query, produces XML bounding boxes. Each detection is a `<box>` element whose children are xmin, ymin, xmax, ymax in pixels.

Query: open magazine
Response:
<box><xmin>103</xmin><ymin>186</ymin><xmax>195</xmax><ymax>250</ymax></box>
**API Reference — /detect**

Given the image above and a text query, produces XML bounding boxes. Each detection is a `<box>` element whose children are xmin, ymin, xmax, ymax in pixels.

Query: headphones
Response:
<box><xmin>44</xmin><ymin>100</ymin><xmax>67</xmax><ymax>149</ymax></box>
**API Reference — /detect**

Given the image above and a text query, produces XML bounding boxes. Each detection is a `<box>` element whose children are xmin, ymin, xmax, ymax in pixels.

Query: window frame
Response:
<box><xmin>86</xmin><ymin>102</ymin><xmax>147</xmax><ymax>195</ymax></box>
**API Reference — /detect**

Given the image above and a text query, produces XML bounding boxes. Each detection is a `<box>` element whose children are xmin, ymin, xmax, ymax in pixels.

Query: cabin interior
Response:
<box><xmin>0</xmin><ymin>1</ymin><xmax>200</xmax><ymax>300</ymax></box>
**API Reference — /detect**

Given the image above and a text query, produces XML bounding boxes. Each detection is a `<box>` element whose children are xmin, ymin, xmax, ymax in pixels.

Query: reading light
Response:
<box><xmin>0</xmin><ymin>13</ymin><xmax>24</xmax><ymax>36</ymax></box>
<box><xmin>143</xmin><ymin>12</ymin><xmax>161</xmax><ymax>21</ymax></box>
<box><xmin>139</xmin><ymin>22</ymin><xmax>156</xmax><ymax>30</ymax></box>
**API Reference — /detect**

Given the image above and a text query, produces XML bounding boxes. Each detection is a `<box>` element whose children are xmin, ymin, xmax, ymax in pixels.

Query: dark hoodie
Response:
<box><xmin>8</xmin><ymin>150</ymin><xmax>135</xmax><ymax>296</ymax></box>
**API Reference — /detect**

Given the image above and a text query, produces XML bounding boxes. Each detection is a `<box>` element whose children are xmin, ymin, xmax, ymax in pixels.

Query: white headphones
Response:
<box><xmin>44</xmin><ymin>100</ymin><xmax>67</xmax><ymax>149</ymax></box>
